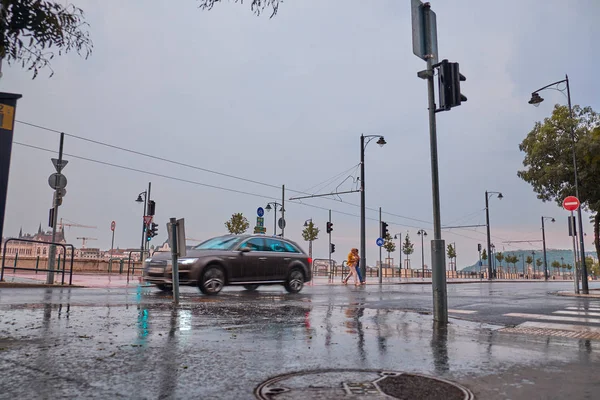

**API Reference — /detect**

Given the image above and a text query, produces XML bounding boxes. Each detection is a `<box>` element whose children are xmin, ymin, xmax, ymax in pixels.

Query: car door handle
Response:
<box><xmin>283</xmin><ymin>258</ymin><xmax>291</xmax><ymax>261</ymax></box>
<box><xmin>258</xmin><ymin>257</ymin><xmax>268</xmax><ymax>261</ymax></box>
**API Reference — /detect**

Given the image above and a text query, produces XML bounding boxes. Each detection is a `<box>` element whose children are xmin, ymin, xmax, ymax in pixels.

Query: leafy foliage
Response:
<box><xmin>0</xmin><ymin>1</ymin><xmax>93</xmax><ymax>78</ymax></box>
<box><xmin>197</xmin><ymin>0</ymin><xmax>280</xmax><ymax>17</ymax></box>
<box><xmin>224</xmin><ymin>212</ymin><xmax>249</xmax><ymax>234</ymax></box>
<box><xmin>495</xmin><ymin>252</ymin><xmax>504</xmax><ymax>266</ymax></box>
<box><xmin>526</xmin><ymin>255</ymin><xmax>533</xmax><ymax>265</ymax></box>
<box><xmin>446</xmin><ymin>244</ymin><xmax>456</xmax><ymax>260</ymax></box>
<box><xmin>481</xmin><ymin>249</ymin><xmax>487</xmax><ymax>261</ymax></box>
<box><xmin>518</xmin><ymin>104</ymin><xmax>600</xmax><ymax>261</ymax></box>
<box><xmin>301</xmin><ymin>221</ymin><xmax>319</xmax><ymax>242</ymax></box>
<box><xmin>402</xmin><ymin>234</ymin><xmax>414</xmax><ymax>256</ymax></box>
<box><xmin>383</xmin><ymin>232</ymin><xmax>396</xmax><ymax>257</ymax></box>
<box><xmin>536</xmin><ymin>258</ymin><xmax>543</xmax><ymax>268</ymax></box>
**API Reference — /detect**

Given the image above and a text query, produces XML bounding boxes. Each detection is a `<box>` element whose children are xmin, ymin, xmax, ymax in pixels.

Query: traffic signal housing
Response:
<box><xmin>438</xmin><ymin>59</ymin><xmax>467</xmax><ymax>111</ymax></box>
<box><xmin>326</xmin><ymin>222</ymin><xmax>333</xmax><ymax>234</ymax></box>
<box><xmin>147</xmin><ymin>222</ymin><xmax>158</xmax><ymax>240</ymax></box>
<box><xmin>147</xmin><ymin>200</ymin><xmax>156</xmax><ymax>216</ymax></box>
<box><xmin>330</xmin><ymin>243</ymin><xmax>336</xmax><ymax>254</ymax></box>
<box><xmin>380</xmin><ymin>221</ymin><xmax>389</xmax><ymax>238</ymax></box>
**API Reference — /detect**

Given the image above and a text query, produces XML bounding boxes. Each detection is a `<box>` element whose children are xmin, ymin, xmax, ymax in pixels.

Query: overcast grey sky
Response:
<box><xmin>2</xmin><ymin>0</ymin><xmax>599</xmax><ymax>268</ymax></box>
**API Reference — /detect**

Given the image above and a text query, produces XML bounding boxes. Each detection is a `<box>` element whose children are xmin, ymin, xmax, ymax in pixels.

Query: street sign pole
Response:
<box><xmin>328</xmin><ymin>210</ymin><xmax>332</xmax><ymax>282</ymax></box>
<box><xmin>169</xmin><ymin>218</ymin><xmax>180</xmax><ymax>305</ymax></box>
<box><xmin>570</xmin><ymin>211</ymin><xmax>580</xmax><ymax>294</ymax></box>
<box><xmin>413</xmin><ymin>0</ymin><xmax>447</xmax><ymax>324</ymax></box>
<box><xmin>379</xmin><ymin>207</ymin><xmax>383</xmax><ymax>284</ymax></box>
<box><xmin>110</xmin><ymin>221</ymin><xmax>116</xmax><ymax>270</ymax></box>
<box><xmin>47</xmin><ymin>132</ymin><xmax>65</xmax><ymax>284</ymax></box>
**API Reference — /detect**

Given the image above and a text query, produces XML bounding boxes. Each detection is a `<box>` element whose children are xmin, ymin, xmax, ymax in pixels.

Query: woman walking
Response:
<box><xmin>343</xmin><ymin>248</ymin><xmax>362</xmax><ymax>286</ymax></box>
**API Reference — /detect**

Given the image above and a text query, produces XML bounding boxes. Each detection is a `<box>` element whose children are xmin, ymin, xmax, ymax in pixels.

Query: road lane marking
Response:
<box><xmin>503</xmin><ymin>313</ymin><xmax>600</xmax><ymax>324</ymax></box>
<box><xmin>519</xmin><ymin>321</ymin><xmax>600</xmax><ymax>333</ymax></box>
<box><xmin>565</xmin><ymin>306</ymin><xmax>600</xmax><ymax>311</ymax></box>
<box><xmin>554</xmin><ymin>310</ymin><xmax>600</xmax><ymax>317</ymax></box>
<box><xmin>448</xmin><ymin>309</ymin><xmax>477</xmax><ymax>314</ymax></box>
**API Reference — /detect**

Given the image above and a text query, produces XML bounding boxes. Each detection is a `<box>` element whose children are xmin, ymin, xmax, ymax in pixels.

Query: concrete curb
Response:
<box><xmin>555</xmin><ymin>290</ymin><xmax>600</xmax><ymax>298</ymax></box>
<box><xmin>0</xmin><ymin>282</ymin><xmax>85</xmax><ymax>288</ymax></box>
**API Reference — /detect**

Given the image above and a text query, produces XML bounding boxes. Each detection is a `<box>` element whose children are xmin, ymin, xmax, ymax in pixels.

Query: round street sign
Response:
<box><xmin>111</xmin><ymin>221</ymin><xmax>116</xmax><ymax>231</ymax></box>
<box><xmin>376</xmin><ymin>237</ymin><xmax>384</xmax><ymax>247</ymax></box>
<box><xmin>48</xmin><ymin>173</ymin><xmax>67</xmax><ymax>190</ymax></box>
<box><xmin>257</xmin><ymin>207</ymin><xmax>264</xmax><ymax>217</ymax></box>
<box><xmin>563</xmin><ymin>196</ymin><xmax>580</xmax><ymax>211</ymax></box>
<box><xmin>278</xmin><ymin>218</ymin><xmax>286</xmax><ymax>229</ymax></box>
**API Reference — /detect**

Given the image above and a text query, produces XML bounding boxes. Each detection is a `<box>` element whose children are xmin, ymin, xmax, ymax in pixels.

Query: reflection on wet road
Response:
<box><xmin>0</xmin><ymin>282</ymin><xmax>599</xmax><ymax>399</ymax></box>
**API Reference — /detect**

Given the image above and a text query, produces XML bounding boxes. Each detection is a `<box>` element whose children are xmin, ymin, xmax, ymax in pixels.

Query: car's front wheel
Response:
<box><xmin>156</xmin><ymin>284</ymin><xmax>172</xmax><ymax>292</ymax></box>
<box><xmin>243</xmin><ymin>284</ymin><xmax>259</xmax><ymax>291</ymax></box>
<box><xmin>284</xmin><ymin>268</ymin><xmax>304</xmax><ymax>293</ymax></box>
<box><xmin>199</xmin><ymin>265</ymin><xmax>225</xmax><ymax>295</ymax></box>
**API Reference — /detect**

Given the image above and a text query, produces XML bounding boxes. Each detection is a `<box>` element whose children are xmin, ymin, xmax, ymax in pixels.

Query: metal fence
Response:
<box><xmin>1</xmin><ymin>238</ymin><xmax>75</xmax><ymax>285</ymax></box>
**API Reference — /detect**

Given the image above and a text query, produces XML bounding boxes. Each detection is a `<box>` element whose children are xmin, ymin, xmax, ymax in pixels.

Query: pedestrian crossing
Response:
<box><xmin>500</xmin><ymin>304</ymin><xmax>600</xmax><ymax>341</ymax></box>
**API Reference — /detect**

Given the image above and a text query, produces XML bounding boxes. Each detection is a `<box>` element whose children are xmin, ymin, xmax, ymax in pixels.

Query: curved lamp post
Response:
<box><xmin>266</xmin><ymin>202</ymin><xmax>284</xmax><ymax>236</ymax></box>
<box><xmin>528</xmin><ymin>75</ymin><xmax>589</xmax><ymax>293</ymax></box>
<box><xmin>417</xmin><ymin>229</ymin><xmax>428</xmax><ymax>279</ymax></box>
<box><xmin>136</xmin><ymin>190</ymin><xmax>147</xmax><ymax>255</ymax></box>
<box><xmin>360</xmin><ymin>134</ymin><xmax>386</xmax><ymax>279</ymax></box>
<box><xmin>541</xmin><ymin>216</ymin><xmax>555</xmax><ymax>280</ymax></box>
<box><xmin>485</xmin><ymin>191</ymin><xmax>503</xmax><ymax>280</ymax></box>
<box><xmin>394</xmin><ymin>233</ymin><xmax>402</xmax><ymax>276</ymax></box>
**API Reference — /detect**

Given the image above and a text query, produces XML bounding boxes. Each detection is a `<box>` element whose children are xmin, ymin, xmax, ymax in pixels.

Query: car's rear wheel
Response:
<box><xmin>199</xmin><ymin>265</ymin><xmax>225</xmax><ymax>295</ymax></box>
<box><xmin>284</xmin><ymin>268</ymin><xmax>304</xmax><ymax>293</ymax></box>
<box><xmin>156</xmin><ymin>284</ymin><xmax>172</xmax><ymax>292</ymax></box>
<box><xmin>243</xmin><ymin>284</ymin><xmax>259</xmax><ymax>291</ymax></box>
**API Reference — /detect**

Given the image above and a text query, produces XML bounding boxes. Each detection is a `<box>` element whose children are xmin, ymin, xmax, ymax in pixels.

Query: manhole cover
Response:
<box><xmin>254</xmin><ymin>369</ymin><xmax>474</xmax><ymax>399</ymax></box>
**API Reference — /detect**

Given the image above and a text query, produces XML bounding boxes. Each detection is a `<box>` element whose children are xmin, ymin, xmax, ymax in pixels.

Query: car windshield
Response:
<box><xmin>194</xmin><ymin>236</ymin><xmax>242</xmax><ymax>250</ymax></box>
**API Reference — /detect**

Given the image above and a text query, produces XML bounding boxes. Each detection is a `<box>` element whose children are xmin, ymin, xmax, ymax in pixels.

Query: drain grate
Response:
<box><xmin>255</xmin><ymin>369</ymin><xmax>474</xmax><ymax>399</ymax></box>
<box><xmin>499</xmin><ymin>326</ymin><xmax>600</xmax><ymax>341</ymax></box>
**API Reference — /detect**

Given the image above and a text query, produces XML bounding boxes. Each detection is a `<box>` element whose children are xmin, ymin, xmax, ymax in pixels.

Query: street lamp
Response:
<box><xmin>417</xmin><ymin>229</ymin><xmax>427</xmax><ymax>279</ymax></box>
<box><xmin>531</xmin><ymin>250</ymin><xmax>536</xmax><ymax>278</ymax></box>
<box><xmin>360</xmin><ymin>134</ymin><xmax>386</xmax><ymax>279</ymax></box>
<box><xmin>136</xmin><ymin>190</ymin><xmax>147</xmax><ymax>258</ymax></box>
<box><xmin>528</xmin><ymin>75</ymin><xmax>589</xmax><ymax>293</ymax></box>
<box><xmin>394</xmin><ymin>233</ymin><xmax>402</xmax><ymax>277</ymax></box>
<box><xmin>541</xmin><ymin>216</ymin><xmax>555</xmax><ymax>281</ymax></box>
<box><xmin>485</xmin><ymin>191</ymin><xmax>503</xmax><ymax>280</ymax></box>
<box><xmin>266</xmin><ymin>202</ymin><xmax>284</xmax><ymax>236</ymax></box>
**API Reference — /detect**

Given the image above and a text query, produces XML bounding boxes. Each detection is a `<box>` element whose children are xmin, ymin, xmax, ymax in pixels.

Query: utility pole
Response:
<box><xmin>47</xmin><ymin>132</ymin><xmax>65</xmax><ymax>284</ymax></box>
<box><xmin>379</xmin><ymin>207</ymin><xmax>383</xmax><ymax>284</ymax></box>
<box><xmin>281</xmin><ymin>185</ymin><xmax>285</xmax><ymax>237</ymax></box>
<box><xmin>145</xmin><ymin>182</ymin><xmax>151</xmax><ymax>252</ymax></box>
<box><xmin>169</xmin><ymin>218</ymin><xmax>180</xmax><ymax>305</ymax></box>
<box><xmin>328</xmin><ymin>210</ymin><xmax>332</xmax><ymax>282</ymax></box>
<box><xmin>360</xmin><ymin>134</ymin><xmax>366</xmax><ymax>280</ymax></box>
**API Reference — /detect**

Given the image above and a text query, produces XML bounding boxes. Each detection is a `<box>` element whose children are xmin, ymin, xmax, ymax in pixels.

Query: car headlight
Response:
<box><xmin>178</xmin><ymin>258</ymin><xmax>198</xmax><ymax>265</ymax></box>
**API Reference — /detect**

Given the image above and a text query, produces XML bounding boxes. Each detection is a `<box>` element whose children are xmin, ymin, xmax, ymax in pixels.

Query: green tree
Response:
<box><xmin>526</xmin><ymin>255</ymin><xmax>533</xmax><ymax>275</ymax></box>
<box><xmin>198</xmin><ymin>0</ymin><xmax>280</xmax><ymax>17</ymax></box>
<box><xmin>1</xmin><ymin>1</ymin><xmax>93</xmax><ymax>78</ymax></box>
<box><xmin>224</xmin><ymin>212</ymin><xmax>249</xmax><ymax>234</ymax></box>
<box><xmin>586</xmin><ymin>256</ymin><xmax>599</xmax><ymax>277</ymax></box>
<box><xmin>535</xmin><ymin>258</ymin><xmax>543</xmax><ymax>277</ymax></box>
<box><xmin>495</xmin><ymin>252</ymin><xmax>504</xmax><ymax>266</ymax></box>
<box><xmin>551</xmin><ymin>260</ymin><xmax>561</xmax><ymax>276</ymax></box>
<box><xmin>481</xmin><ymin>249</ymin><xmax>488</xmax><ymax>263</ymax></box>
<box><xmin>383</xmin><ymin>233</ymin><xmax>396</xmax><ymax>264</ymax></box>
<box><xmin>446</xmin><ymin>244</ymin><xmax>456</xmax><ymax>270</ymax></box>
<box><xmin>402</xmin><ymin>234</ymin><xmax>414</xmax><ymax>269</ymax></box>
<box><xmin>506</xmin><ymin>255</ymin><xmax>518</xmax><ymax>274</ymax></box>
<box><xmin>518</xmin><ymin>104</ymin><xmax>600</xmax><ymax>262</ymax></box>
<box><xmin>301</xmin><ymin>221</ymin><xmax>319</xmax><ymax>259</ymax></box>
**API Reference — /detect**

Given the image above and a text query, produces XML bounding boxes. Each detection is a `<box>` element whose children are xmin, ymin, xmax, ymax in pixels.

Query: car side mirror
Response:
<box><xmin>240</xmin><ymin>247</ymin><xmax>251</xmax><ymax>253</ymax></box>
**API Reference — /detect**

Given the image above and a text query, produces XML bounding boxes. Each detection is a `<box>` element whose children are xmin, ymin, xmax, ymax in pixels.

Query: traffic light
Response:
<box><xmin>147</xmin><ymin>200</ymin><xmax>156</xmax><ymax>216</ymax></box>
<box><xmin>147</xmin><ymin>222</ymin><xmax>158</xmax><ymax>240</ymax></box>
<box><xmin>380</xmin><ymin>221</ymin><xmax>389</xmax><ymax>238</ymax></box>
<box><xmin>477</xmin><ymin>243</ymin><xmax>482</xmax><ymax>252</ymax></box>
<box><xmin>326</xmin><ymin>222</ymin><xmax>333</xmax><ymax>234</ymax></box>
<box><xmin>438</xmin><ymin>59</ymin><xmax>467</xmax><ymax>111</ymax></box>
<box><xmin>330</xmin><ymin>243</ymin><xmax>336</xmax><ymax>254</ymax></box>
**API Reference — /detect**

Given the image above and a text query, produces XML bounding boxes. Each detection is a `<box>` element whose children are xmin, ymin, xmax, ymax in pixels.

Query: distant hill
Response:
<box><xmin>461</xmin><ymin>249</ymin><xmax>596</xmax><ymax>273</ymax></box>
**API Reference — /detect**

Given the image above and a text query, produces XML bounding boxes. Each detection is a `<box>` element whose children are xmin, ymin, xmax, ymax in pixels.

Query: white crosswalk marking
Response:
<box><xmin>502</xmin><ymin>305</ymin><xmax>600</xmax><ymax>340</ymax></box>
<box><xmin>448</xmin><ymin>309</ymin><xmax>477</xmax><ymax>314</ymax></box>
<box><xmin>554</xmin><ymin>310</ymin><xmax>600</xmax><ymax>317</ymax></box>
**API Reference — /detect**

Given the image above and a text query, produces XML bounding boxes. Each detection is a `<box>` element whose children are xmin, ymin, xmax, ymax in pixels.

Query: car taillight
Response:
<box><xmin>307</xmin><ymin>257</ymin><xmax>312</xmax><ymax>265</ymax></box>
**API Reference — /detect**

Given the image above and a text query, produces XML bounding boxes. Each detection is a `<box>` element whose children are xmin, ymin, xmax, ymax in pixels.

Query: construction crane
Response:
<box><xmin>59</xmin><ymin>218</ymin><xmax>97</xmax><ymax>230</ymax></box>
<box><xmin>76</xmin><ymin>237</ymin><xmax>98</xmax><ymax>248</ymax></box>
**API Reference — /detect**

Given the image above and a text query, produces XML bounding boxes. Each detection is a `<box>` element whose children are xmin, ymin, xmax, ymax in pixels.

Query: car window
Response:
<box><xmin>194</xmin><ymin>236</ymin><xmax>242</xmax><ymax>250</ymax></box>
<box><xmin>282</xmin><ymin>241</ymin><xmax>300</xmax><ymax>253</ymax></box>
<box><xmin>239</xmin><ymin>238</ymin><xmax>266</xmax><ymax>251</ymax></box>
<box><xmin>265</xmin><ymin>238</ymin><xmax>287</xmax><ymax>252</ymax></box>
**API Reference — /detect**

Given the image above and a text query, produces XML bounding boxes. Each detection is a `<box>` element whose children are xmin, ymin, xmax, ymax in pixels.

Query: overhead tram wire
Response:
<box><xmin>13</xmin><ymin>141</ymin><xmax>424</xmax><ymax>231</ymax></box>
<box><xmin>16</xmin><ymin>120</ymin><xmax>434</xmax><ymax>226</ymax></box>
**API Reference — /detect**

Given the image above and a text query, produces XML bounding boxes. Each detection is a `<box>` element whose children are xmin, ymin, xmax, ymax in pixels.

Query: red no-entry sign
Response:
<box><xmin>562</xmin><ymin>196</ymin><xmax>580</xmax><ymax>211</ymax></box>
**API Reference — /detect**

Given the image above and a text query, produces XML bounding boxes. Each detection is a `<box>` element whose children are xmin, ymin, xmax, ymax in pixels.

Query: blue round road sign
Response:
<box><xmin>376</xmin><ymin>237</ymin><xmax>384</xmax><ymax>247</ymax></box>
<box><xmin>257</xmin><ymin>207</ymin><xmax>264</xmax><ymax>217</ymax></box>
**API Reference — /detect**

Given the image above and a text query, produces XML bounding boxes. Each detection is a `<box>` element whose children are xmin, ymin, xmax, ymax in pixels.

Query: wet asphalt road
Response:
<box><xmin>1</xmin><ymin>281</ymin><xmax>599</xmax><ymax>399</ymax></box>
